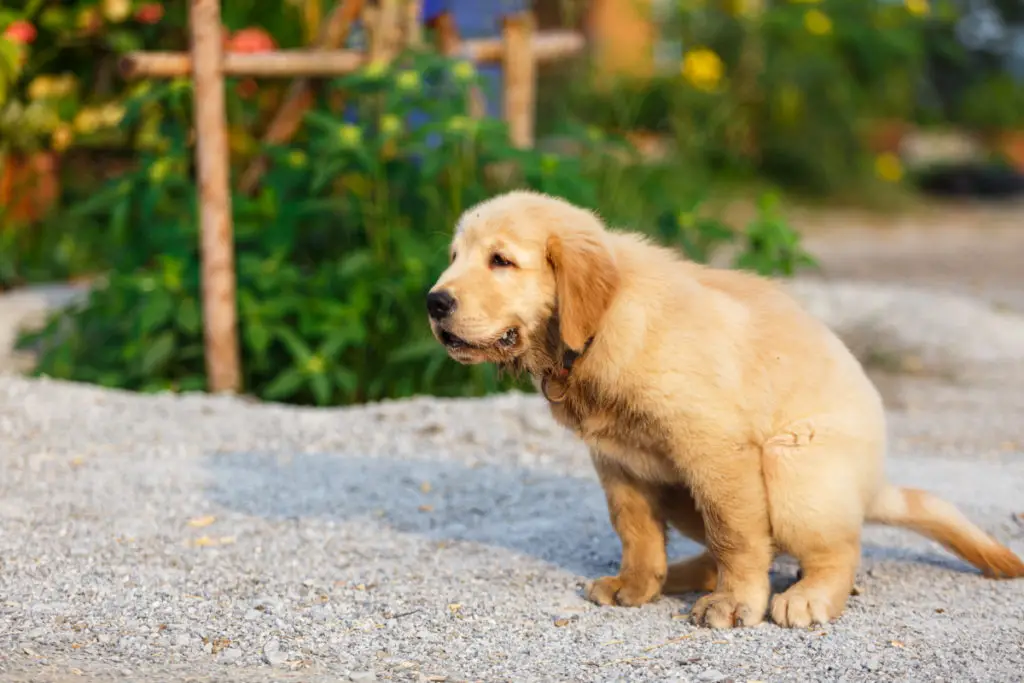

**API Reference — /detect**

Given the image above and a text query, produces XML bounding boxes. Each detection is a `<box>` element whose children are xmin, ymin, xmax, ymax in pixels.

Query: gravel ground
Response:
<box><xmin>1</xmin><ymin>373</ymin><xmax>1023</xmax><ymax>683</ymax></box>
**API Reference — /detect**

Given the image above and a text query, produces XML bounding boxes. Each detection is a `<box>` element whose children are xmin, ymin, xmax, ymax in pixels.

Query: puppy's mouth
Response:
<box><xmin>439</xmin><ymin>327</ymin><xmax>520</xmax><ymax>351</ymax></box>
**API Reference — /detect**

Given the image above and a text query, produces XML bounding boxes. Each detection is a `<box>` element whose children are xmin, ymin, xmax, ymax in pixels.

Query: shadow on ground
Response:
<box><xmin>204</xmin><ymin>451</ymin><xmax>984</xmax><ymax>582</ymax></box>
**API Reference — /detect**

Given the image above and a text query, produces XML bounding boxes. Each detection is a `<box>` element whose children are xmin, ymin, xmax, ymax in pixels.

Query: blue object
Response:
<box><xmin>340</xmin><ymin>1</ymin><xmax>530</xmax><ymax>136</ymax></box>
<box><xmin>423</xmin><ymin>0</ymin><xmax>530</xmax><ymax>119</ymax></box>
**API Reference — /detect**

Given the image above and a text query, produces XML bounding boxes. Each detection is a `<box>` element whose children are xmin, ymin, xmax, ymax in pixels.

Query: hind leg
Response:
<box><xmin>771</xmin><ymin>536</ymin><xmax>860</xmax><ymax>628</ymax></box>
<box><xmin>763</xmin><ymin>426</ymin><xmax>874</xmax><ymax>628</ymax></box>
<box><xmin>684</xmin><ymin>445</ymin><xmax>775</xmax><ymax>629</ymax></box>
<box><xmin>660</xmin><ymin>486</ymin><xmax>719</xmax><ymax>594</ymax></box>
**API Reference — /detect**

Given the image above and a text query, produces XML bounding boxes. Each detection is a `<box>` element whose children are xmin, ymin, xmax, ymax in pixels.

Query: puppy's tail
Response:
<box><xmin>866</xmin><ymin>485</ymin><xmax>1024</xmax><ymax>579</ymax></box>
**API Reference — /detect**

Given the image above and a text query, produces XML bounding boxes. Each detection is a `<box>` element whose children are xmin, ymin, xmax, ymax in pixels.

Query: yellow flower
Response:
<box><xmin>28</xmin><ymin>76</ymin><xmax>55</xmax><ymax>100</ymax></box>
<box><xmin>51</xmin><ymin>124</ymin><xmax>73</xmax><ymax>152</ymax></box>
<box><xmin>451</xmin><ymin>60</ymin><xmax>476</xmax><ymax>83</ymax></box>
<box><xmin>148</xmin><ymin>158</ymin><xmax>172</xmax><ymax>183</ymax></box>
<box><xmin>99</xmin><ymin>103</ymin><xmax>126</xmax><ymax>127</ymax></box>
<box><xmin>904</xmin><ymin>0</ymin><xmax>929</xmax><ymax>16</ymax></box>
<box><xmin>446</xmin><ymin>115</ymin><xmax>476</xmax><ymax>135</ymax></box>
<box><xmin>304</xmin><ymin>355</ymin><xmax>325</xmax><ymax>375</ymax></box>
<box><xmin>395</xmin><ymin>70</ymin><xmax>421</xmax><ymax>92</ymax></box>
<box><xmin>682</xmin><ymin>48</ymin><xmax>724</xmax><ymax>92</ymax></box>
<box><xmin>337</xmin><ymin>124</ymin><xmax>362</xmax><ymax>148</ymax></box>
<box><xmin>73</xmin><ymin>108</ymin><xmax>101</xmax><ymax>134</ymax></box>
<box><xmin>875</xmin><ymin>153</ymin><xmax>903</xmax><ymax>182</ymax></box>
<box><xmin>363</xmin><ymin>59</ymin><xmax>389</xmax><ymax>80</ymax></box>
<box><xmin>51</xmin><ymin>74</ymin><xmax>78</xmax><ymax>98</ymax></box>
<box><xmin>380</xmin><ymin>114</ymin><xmax>403</xmax><ymax>137</ymax></box>
<box><xmin>102</xmin><ymin>0</ymin><xmax>132</xmax><ymax>23</ymax></box>
<box><xmin>804</xmin><ymin>9</ymin><xmax>832</xmax><ymax>35</ymax></box>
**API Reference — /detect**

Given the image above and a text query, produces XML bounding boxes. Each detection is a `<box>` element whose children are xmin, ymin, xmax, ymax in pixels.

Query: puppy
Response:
<box><xmin>425</xmin><ymin>190</ymin><xmax>1024</xmax><ymax>628</ymax></box>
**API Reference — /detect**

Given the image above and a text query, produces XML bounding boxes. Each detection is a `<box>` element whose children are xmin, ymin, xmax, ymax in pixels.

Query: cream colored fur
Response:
<box><xmin>426</xmin><ymin>190</ymin><xmax>1024</xmax><ymax>629</ymax></box>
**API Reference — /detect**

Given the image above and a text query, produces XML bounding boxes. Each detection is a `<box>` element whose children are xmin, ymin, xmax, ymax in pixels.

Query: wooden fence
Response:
<box><xmin>119</xmin><ymin>0</ymin><xmax>586</xmax><ymax>394</ymax></box>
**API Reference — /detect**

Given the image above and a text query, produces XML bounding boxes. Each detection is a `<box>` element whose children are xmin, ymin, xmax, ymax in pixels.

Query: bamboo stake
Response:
<box><xmin>368</xmin><ymin>0</ymin><xmax>402</xmax><ymax>63</ymax></box>
<box><xmin>119</xmin><ymin>32</ymin><xmax>585</xmax><ymax>78</ymax></box>
<box><xmin>238</xmin><ymin>0</ymin><xmax>364</xmax><ymax>195</ymax></box>
<box><xmin>502</xmin><ymin>13</ymin><xmax>536</xmax><ymax>149</ymax></box>
<box><xmin>189</xmin><ymin>0</ymin><xmax>240</xmax><ymax>394</ymax></box>
<box><xmin>401</xmin><ymin>0</ymin><xmax>423</xmax><ymax>47</ymax></box>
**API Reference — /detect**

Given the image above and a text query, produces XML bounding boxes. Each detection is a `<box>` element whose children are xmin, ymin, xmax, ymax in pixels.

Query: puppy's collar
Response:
<box><xmin>540</xmin><ymin>336</ymin><xmax>593</xmax><ymax>404</ymax></box>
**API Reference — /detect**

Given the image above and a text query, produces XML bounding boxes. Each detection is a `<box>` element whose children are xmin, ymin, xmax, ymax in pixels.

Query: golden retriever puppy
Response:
<box><xmin>425</xmin><ymin>190</ymin><xmax>1024</xmax><ymax>629</ymax></box>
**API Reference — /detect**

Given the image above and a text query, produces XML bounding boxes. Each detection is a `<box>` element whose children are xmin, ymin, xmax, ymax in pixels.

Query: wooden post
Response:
<box><xmin>190</xmin><ymin>0</ymin><xmax>241</xmax><ymax>394</ymax></box>
<box><xmin>368</xmin><ymin>0</ymin><xmax>402</xmax><ymax>63</ymax></box>
<box><xmin>502</xmin><ymin>13</ymin><xmax>536</xmax><ymax>149</ymax></box>
<box><xmin>401</xmin><ymin>0</ymin><xmax>423</xmax><ymax>47</ymax></box>
<box><xmin>120</xmin><ymin>34</ymin><xmax>586</xmax><ymax>78</ymax></box>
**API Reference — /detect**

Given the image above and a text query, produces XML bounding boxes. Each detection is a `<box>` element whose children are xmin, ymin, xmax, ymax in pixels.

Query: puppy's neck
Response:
<box><xmin>518</xmin><ymin>315</ymin><xmax>564</xmax><ymax>378</ymax></box>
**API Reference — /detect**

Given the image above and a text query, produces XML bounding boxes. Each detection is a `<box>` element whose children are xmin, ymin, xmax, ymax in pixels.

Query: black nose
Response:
<box><xmin>426</xmin><ymin>289</ymin><xmax>456</xmax><ymax>320</ymax></box>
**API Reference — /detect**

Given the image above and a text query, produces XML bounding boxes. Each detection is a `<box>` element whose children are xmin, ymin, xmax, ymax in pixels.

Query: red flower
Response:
<box><xmin>134</xmin><ymin>3</ymin><xmax>164</xmax><ymax>25</ymax></box>
<box><xmin>3</xmin><ymin>20</ymin><xmax>37</xmax><ymax>44</ymax></box>
<box><xmin>225</xmin><ymin>27</ymin><xmax>276</xmax><ymax>54</ymax></box>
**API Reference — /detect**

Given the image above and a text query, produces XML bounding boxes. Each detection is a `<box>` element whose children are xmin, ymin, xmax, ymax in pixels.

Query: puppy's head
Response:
<box><xmin>426</xmin><ymin>191</ymin><xmax>619</xmax><ymax>367</ymax></box>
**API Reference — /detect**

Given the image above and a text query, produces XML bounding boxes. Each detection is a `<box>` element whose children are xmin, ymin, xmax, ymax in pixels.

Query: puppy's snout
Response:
<box><xmin>427</xmin><ymin>289</ymin><xmax>457</xmax><ymax>321</ymax></box>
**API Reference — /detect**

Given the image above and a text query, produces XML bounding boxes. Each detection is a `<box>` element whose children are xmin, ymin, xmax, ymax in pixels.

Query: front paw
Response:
<box><xmin>584</xmin><ymin>574</ymin><xmax>662</xmax><ymax>607</ymax></box>
<box><xmin>690</xmin><ymin>590</ymin><xmax>766</xmax><ymax>628</ymax></box>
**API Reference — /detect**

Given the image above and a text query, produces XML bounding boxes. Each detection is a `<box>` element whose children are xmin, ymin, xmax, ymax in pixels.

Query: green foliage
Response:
<box><xmin>551</xmin><ymin>0</ymin><xmax>961</xmax><ymax>196</ymax></box>
<box><xmin>17</xmin><ymin>48</ymin><xmax>814</xmax><ymax>406</ymax></box>
<box><xmin>955</xmin><ymin>75</ymin><xmax>1024</xmax><ymax>132</ymax></box>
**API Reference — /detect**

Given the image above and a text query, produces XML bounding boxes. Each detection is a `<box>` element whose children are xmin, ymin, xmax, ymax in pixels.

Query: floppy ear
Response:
<box><xmin>546</xmin><ymin>230</ymin><xmax>620</xmax><ymax>351</ymax></box>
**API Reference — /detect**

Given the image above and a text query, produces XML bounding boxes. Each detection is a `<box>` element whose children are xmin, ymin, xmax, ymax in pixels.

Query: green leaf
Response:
<box><xmin>275</xmin><ymin>326</ymin><xmax>313</xmax><ymax>363</ymax></box>
<box><xmin>139</xmin><ymin>291</ymin><xmax>175</xmax><ymax>334</ymax></box>
<box><xmin>105</xmin><ymin>29</ymin><xmax>143</xmax><ymax>54</ymax></box>
<box><xmin>262</xmin><ymin>369</ymin><xmax>305</xmax><ymax>401</ymax></box>
<box><xmin>178</xmin><ymin>376</ymin><xmax>207</xmax><ymax>392</ymax></box>
<box><xmin>141</xmin><ymin>332</ymin><xmax>176</xmax><ymax>375</ymax></box>
<box><xmin>332</xmin><ymin>366</ymin><xmax>358</xmax><ymax>397</ymax></box>
<box><xmin>389</xmin><ymin>338</ymin><xmax>443</xmax><ymax>364</ymax></box>
<box><xmin>319</xmin><ymin>330</ymin><xmax>353</xmax><ymax>359</ymax></box>
<box><xmin>245</xmin><ymin>323</ymin><xmax>271</xmax><ymax>355</ymax></box>
<box><xmin>310</xmin><ymin>373</ymin><xmax>331</xmax><ymax>406</ymax></box>
<box><xmin>177</xmin><ymin>298</ymin><xmax>201</xmax><ymax>335</ymax></box>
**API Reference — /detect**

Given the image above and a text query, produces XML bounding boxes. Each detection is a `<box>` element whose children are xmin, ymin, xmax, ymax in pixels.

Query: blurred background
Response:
<box><xmin>1</xmin><ymin>0</ymin><xmax>1023</xmax><ymax>406</ymax></box>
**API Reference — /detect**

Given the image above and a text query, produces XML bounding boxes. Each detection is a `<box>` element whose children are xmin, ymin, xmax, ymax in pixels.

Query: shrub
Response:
<box><xmin>18</xmin><ymin>48</ymin><xmax>815</xmax><ymax>406</ymax></box>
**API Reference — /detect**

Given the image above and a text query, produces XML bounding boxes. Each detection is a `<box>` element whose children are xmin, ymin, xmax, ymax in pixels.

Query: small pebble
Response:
<box><xmin>349</xmin><ymin>672</ymin><xmax>377</xmax><ymax>683</ymax></box>
<box><xmin>698</xmin><ymin>669</ymin><xmax>726</xmax><ymax>682</ymax></box>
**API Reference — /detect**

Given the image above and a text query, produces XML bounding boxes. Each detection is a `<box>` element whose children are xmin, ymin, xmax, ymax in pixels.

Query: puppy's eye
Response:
<box><xmin>490</xmin><ymin>253</ymin><xmax>515</xmax><ymax>268</ymax></box>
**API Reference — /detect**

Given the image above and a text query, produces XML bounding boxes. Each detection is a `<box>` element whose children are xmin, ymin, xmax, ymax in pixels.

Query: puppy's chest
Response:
<box><xmin>547</xmin><ymin>386</ymin><xmax>679</xmax><ymax>483</ymax></box>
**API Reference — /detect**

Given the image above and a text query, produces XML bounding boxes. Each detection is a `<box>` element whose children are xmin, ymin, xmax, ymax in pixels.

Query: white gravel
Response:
<box><xmin>2</xmin><ymin>270</ymin><xmax>1024</xmax><ymax>682</ymax></box>
<box><xmin>784</xmin><ymin>278</ymin><xmax>1024</xmax><ymax>380</ymax></box>
<box><xmin>1</xmin><ymin>370</ymin><xmax>1022</xmax><ymax>683</ymax></box>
